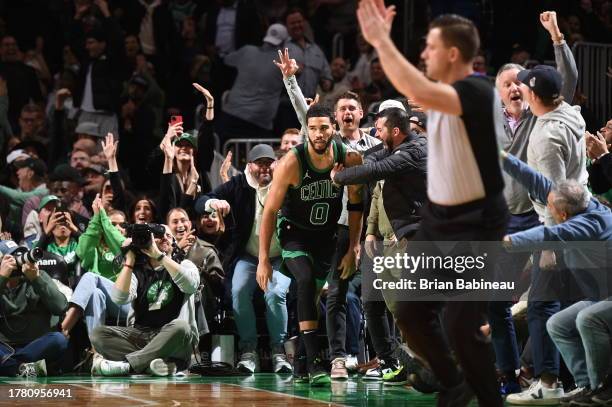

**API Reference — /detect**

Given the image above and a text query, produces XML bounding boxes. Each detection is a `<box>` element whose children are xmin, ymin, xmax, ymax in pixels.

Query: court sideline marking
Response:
<box><xmin>69</xmin><ymin>383</ymin><xmax>160</xmax><ymax>406</ymax></box>
<box><xmin>225</xmin><ymin>383</ymin><xmax>349</xmax><ymax>406</ymax></box>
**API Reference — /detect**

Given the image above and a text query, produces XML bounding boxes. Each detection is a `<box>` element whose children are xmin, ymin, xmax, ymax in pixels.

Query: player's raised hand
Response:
<box><xmin>273</xmin><ymin>48</ymin><xmax>299</xmax><ymax>78</ymax></box>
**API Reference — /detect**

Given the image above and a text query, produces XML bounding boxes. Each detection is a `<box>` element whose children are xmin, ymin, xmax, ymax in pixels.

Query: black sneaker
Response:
<box><xmin>559</xmin><ymin>386</ymin><xmax>589</xmax><ymax>406</ymax></box>
<box><xmin>404</xmin><ymin>356</ymin><xmax>441</xmax><ymax>394</ymax></box>
<box><xmin>293</xmin><ymin>356</ymin><xmax>309</xmax><ymax>384</ymax></box>
<box><xmin>592</xmin><ymin>385</ymin><xmax>612</xmax><ymax>406</ymax></box>
<box><xmin>573</xmin><ymin>384</ymin><xmax>611</xmax><ymax>406</ymax></box>
<box><xmin>309</xmin><ymin>358</ymin><xmax>331</xmax><ymax>387</ymax></box>
<box><xmin>436</xmin><ymin>380</ymin><xmax>475</xmax><ymax>407</ymax></box>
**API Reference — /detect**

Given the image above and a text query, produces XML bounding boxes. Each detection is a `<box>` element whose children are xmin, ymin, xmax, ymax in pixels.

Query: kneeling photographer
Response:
<box><xmin>0</xmin><ymin>240</ymin><xmax>69</xmax><ymax>377</ymax></box>
<box><xmin>89</xmin><ymin>222</ymin><xmax>200</xmax><ymax>377</ymax></box>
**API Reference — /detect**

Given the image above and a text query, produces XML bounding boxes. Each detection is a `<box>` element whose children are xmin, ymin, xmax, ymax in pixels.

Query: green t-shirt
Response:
<box><xmin>47</xmin><ymin>240</ymin><xmax>79</xmax><ymax>278</ymax></box>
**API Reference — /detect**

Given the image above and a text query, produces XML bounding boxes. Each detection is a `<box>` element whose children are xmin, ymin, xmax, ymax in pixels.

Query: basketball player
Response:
<box><xmin>257</xmin><ymin>104</ymin><xmax>363</xmax><ymax>385</ymax></box>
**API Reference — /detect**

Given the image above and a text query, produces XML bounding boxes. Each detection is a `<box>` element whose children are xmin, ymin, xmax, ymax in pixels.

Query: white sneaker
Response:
<box><xmin>272</xmin><ymin>354</ymin><xmax>292</xmax><ymax>374</ymax></box>
<box><xmin>236</xmin><ymin>352</ymin><xmax>259</xmax><ymax>373</ymax></box>
<box><xmin>18</xmin><ymin>359</ymin><xmax>46</xmax><ymax>378</ymax></box>
<box><xmin>99</xmin><ymin>360</ymin><xmax>131</xmax><ymax>377</ymax></box>
<box><xmin>506</xmin><ymin>379</ymin><xmax>564</xmax><ymax>405</ymax></box>
<box><xmin>364</xmin><ymin>366</ymin><xmax>384</xmax><ymax>381</ymax></box>
<box><xmin>345</xmin><ymin>354</ymin><xmax>358</xmax><ymax>372</ymax></box>
<box><xmin>91</xmin><ymin>352</ymin><xmax>104</xmax><ymax>376</ymax></box>
<box><xmin>148</xmin><ymin>358</ymin><xmax>177</xmax><ymax>377</ymax></box>
<box><xmin>330</xmin><ymin>357</ymin><xmax>348</xmax><ymax>380</ymax></box>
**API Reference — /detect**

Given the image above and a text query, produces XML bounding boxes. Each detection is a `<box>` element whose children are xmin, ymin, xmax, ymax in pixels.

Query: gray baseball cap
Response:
<box><xmin>247</xmin><ymin>144</ymin><xmax>276</xmax><ymax>162</ymax></box>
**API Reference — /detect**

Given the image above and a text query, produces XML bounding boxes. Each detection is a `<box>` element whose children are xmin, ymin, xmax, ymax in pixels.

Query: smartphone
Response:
<box><xmin>170</xmin><ymin>115</ymin><xmax>183</xmax><ymax>126</ymax></box>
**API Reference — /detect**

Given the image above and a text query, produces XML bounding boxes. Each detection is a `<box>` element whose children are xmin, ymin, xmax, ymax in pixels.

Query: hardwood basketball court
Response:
<box><xmin>0</xmin><ymin>374</ymin><xmax>471</xmax><ymax>406</ymax></box>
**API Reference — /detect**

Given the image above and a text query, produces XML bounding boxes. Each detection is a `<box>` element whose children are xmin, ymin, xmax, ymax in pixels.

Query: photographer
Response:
<box><xmin>89</xmin><ymin>224</ymin><xmax>200</xmax><ymax>376</ymax></box>
<box><xmin>0</xmin><ymin>240</ymin><xmax>69</xmax><ymax>377</ymax></box>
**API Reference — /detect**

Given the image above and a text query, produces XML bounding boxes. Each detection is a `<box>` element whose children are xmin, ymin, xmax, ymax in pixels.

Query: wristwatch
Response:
<box><xmin>155</xmin><ymin>253</ymin><xmax>165</xmax><ymax>262</ymax></box>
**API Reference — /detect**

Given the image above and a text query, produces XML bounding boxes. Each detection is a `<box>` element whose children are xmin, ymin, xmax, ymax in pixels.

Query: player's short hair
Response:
<box><xmin>306</xmin><ymin>104</ymin><xmax>336</xmax><ymax>125</ymax></box>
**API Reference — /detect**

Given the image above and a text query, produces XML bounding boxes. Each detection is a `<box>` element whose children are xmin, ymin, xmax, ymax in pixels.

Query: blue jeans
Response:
<box><xmin>0</xmin><ymin>332</ymin><xmax>69</xmax><ymax>376</ymax></box>
<box><xmin>231</xmin><ymin>254</ymin><xmax>290</xmax><ymax>353</ymax></box>
<box><xmin>71</xmin><ymin>272</ymin><xmax>132</xmax><ymax>334</ymax></box>
<box><xmin>527</xmin><ymin>251</ymin><xmax>561</xmax><ymax>377</ymax></box>
<box><xmin>489</xmin><ymin>211</ymin><xmax>541</xmax><ymax>375</ymax></box>
<box><xmin>547</xmin><ymin>300</ymin><xmax>612</xmax><ymax>389</ymax></box>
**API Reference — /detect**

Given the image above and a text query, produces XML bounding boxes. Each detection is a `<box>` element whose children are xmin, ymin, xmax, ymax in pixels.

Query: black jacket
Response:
<box><xmin>588</xmin><ymin>154</ymin><xmax>612</xmax><ymax>195</ymax></box>
<box><xmin>334</xmin><ymin>133</ymin><xmax>428</xmax><ymax>239</ymax></box>
<box><xmin>194</xmin><ymin>174</ymin><xmax>255</xmax><ymax>273</ymax></box>
<box><xmin>203</xmin><ymin>0</ymin><xmax>264</xmax><ymax>55</ymax></box>
<box><xmin>72</xmin><ymin>17</ymin><xmax>124</xmax><ymax>113</ymax></box>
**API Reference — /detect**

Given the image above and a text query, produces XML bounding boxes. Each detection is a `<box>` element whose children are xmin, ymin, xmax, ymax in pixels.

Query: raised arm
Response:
<box><xmin>102</xmin><ymin>133</ymin><xmax>127</xmax><ymax>212</ymax></box>
<box><xmin>540</xmin><ymin>11</ymin><xmax>578</xmax><ymax>102</ymax></box>
<box><xmin>275</xmin><ymin>48</ymin><xmax>309</xmax><ymax>132</ymax></box>
<box><xmin>357</xmin><ymin>0</ymin><xmax>463</xmax><ymax>115</ymax></box>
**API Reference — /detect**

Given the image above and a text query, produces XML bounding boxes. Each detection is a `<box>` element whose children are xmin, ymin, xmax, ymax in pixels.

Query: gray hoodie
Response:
<box><xmin>527</xmin><ymin>101</ymin><xmax>587</xmax><ymax>225</ymax></box>
<box><xmin>500</xmin><ymin>41</ymin><xmax>578</xmax><ymax>215</ymax></box>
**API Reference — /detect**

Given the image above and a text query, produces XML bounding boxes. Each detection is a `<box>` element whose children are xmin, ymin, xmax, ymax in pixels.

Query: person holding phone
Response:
<box><xmin>158</xmin><ymin>119</ymin><xmax>202</xmax><ymax>219</ymax></box>
<box><xmin>35</xmin><ymin>205</ymin><xmax>82</xmax><ymax>287</ymax></box>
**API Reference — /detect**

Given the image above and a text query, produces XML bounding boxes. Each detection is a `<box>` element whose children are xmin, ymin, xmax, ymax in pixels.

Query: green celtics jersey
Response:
<box><xmin>280</xmin><ymin>140</ymin><xmax>346</xmax><ymax>231</ymax></box>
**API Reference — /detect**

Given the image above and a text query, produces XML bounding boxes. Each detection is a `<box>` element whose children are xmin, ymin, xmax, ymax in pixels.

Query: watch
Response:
<box><xmin>155</xmin><ymin>253</ymin><xmax>165</xmax><ymax>262</ymax></box>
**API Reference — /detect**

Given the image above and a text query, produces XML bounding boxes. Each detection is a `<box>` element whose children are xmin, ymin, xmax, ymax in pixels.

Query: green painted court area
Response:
<box><xmin>0</xmin><ymin>374</ymin><xmax>485</xmax><ymax>406</ymax></box>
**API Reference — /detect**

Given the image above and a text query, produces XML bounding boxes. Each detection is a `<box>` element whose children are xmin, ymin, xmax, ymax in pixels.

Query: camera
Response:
<box><xmin>123</xmin><ymin>223</ymin><xmax>166</xmax><ymax>250</ymax></box>
<box><xmin>11</xmin><ymin>247</ymin><xmax>43</xmax><ymax>277</ymax></box>
<box><xmin>14</xmin><ymin>247</ymin><xmax>43</xmax><ymax>268</ymax></box>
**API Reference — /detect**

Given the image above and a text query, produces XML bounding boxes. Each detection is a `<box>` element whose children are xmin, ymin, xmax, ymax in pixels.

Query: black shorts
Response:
<box><xmin>276</xmin><ymin>217</ymin><xmax>337</xmax><ymax>281</ymax></box>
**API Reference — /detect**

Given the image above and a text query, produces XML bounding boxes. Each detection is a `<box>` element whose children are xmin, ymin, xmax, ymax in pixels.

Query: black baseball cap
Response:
<box><xmin>14</xmin><ymin>157</ymin><xmax>47</xmax><ymax>177</ymax></box>
<box><xmin>517</xmin><ymin>65</ymin><xmax>562</xmax><ymax>100</ymax></box>
<box><xmin>49</xmin><ymin>164</ymin><xmax>87</xmax><ymax>186</ymax></box>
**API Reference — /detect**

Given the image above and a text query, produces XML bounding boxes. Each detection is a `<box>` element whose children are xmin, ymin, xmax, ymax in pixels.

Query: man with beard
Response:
<box><xmin>257</xmin><ymin>105</ymin><xmax>363</xmax><ymax>386</ymax></box>
<box><xmin>332</xmin><ymin>106</ymin><xmax>427</xmax><ymax>385</ymax></box>
<box><xmin>357</xmin><ymin>3</ymin><xmax>508</xmax><ymax>405</ymax></box>
<box><xmin>90</xmin><ymin>225</ymin><xmax>199</xmax><ymax>377</ymax></box>
<box><xmin>275</xmin><ymin>49</ymin><xmax>380</xmax><ymax>379</ymax></box>
<box><xmin>195</xmin><ymin>144</ymin><xmax>293</xmax><ymax>374</ymax></box>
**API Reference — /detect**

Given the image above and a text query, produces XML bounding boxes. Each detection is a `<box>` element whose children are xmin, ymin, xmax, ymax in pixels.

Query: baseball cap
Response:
<box><xmin>0</xmin><ymin>240</ymin><xmax>21</xmax><ymax>256</ymax></box>
<box><xmin>517</xmin><ymin>65</ymin><xmax>562</xmax><ymax>100</ymax></box>
<box><xmin>409</xmin><ymin>111</ymin><xmax>428</xmax><ymax>130</ymax></box>
<box><xmin>6</xmin><ymin>149</ymin><xmax>29</xmax><ymax>165</ymax></box>
<box><xmin>263</xmin><ymin>24</ymin><xmax>288</xmax><ymax>46</ymax></box>
<box><xmin>14</xmin><ymin>157</ymin><xmax>47</xmax><ymax>177</ymax></box>
<box><xmin>369</xmin><ymin>99</ymin><xmax>407</xmax><ymax>119</ymax></box>
<box><xmin>74</xmin><ymin>121</ymin><xmax>101</xmax><ymax>138</ymax></box>
<box><xmin>49</xmin><ymin>164</ymin><xmax>87</xmax><ymax>186</ymax></box>
<box><xmin>173</xmin><ymin>132</ymin><xmax>197</xmax><ymax>149</ymax></box>
<box><xmin>38</xmin><ymin>195</ymin><xmax>60</xmax><ymax>211</ymax></box>
<box><xmin>247</xmin><ymin>144</ymin><xmax>276</xmax><ymax>162</ymax></box>
<box><xmin>82</xmin><ymin>164</ymin><xmax>107</xmax><ymax>177</ymax></box>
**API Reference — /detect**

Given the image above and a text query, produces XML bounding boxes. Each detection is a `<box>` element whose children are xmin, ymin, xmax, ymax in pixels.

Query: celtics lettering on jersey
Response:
<box><xmin>281</xmin><ymin>141</ymin><xmax>346</xmax><ymax>230</ymax></box>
